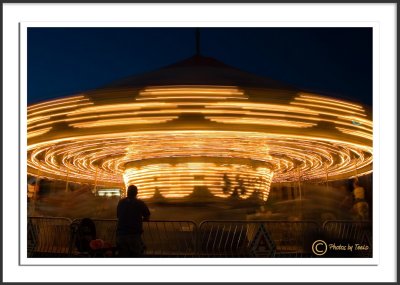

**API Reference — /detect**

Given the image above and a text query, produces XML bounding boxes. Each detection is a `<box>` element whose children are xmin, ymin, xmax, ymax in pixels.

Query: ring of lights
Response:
<box><xmin>27</xmin><ymin>86</ymin><xmax>372</xmax><ymax>201</ymax></box>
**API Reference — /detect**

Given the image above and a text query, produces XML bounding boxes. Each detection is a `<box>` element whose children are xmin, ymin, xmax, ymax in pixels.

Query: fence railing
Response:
<box><xmin>198</xmin><ymin>220</ymin><xmax>320</xmax><ymax>257</ymax></box>
<box><xmin>143</xmin><ymin>220</ymin><xmax>197</xmax><ymax>256</ymax></box>
<box><xmin>28</xmin><ymin>217</ymin><xmax>73</xmax><ymax>256</ymax></box>
<box><xmin>27</xmin><ymin>217</ymin><xmax>372</xmax><ymax>258</ymax></box>
<box><xmin>70</xmin><ymin>219</ymin><xmax>197</xmax><ymax>257</ymax></box>
<box><xmin>322</xmin><ymin>220</ymin><xmax>372</xmax><ymax>243</ymax></box>
<box><xmin>321</xmin><ymin>220</ymin><xmax>372</xmax><ymax>257</ymax></box>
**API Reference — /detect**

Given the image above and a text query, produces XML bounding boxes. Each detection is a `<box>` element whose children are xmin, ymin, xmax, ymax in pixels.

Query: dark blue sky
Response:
<box><xmin>28</xmin><ymin>27</ymin><xmax>372</xmax><ymax>106</ymax></box>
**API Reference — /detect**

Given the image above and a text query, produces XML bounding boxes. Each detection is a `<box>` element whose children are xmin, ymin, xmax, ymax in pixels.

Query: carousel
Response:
<box><xmin>27</xmin><ymin>54</ymin><xmax>372</xmax><ymax>210</ymax></box>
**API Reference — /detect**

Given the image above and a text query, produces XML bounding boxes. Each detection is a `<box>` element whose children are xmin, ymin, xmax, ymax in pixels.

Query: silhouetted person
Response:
<box><xmin>74</xmin><ymin>218</ymin><xmax>96</xmax><ymax>256</ymax></box>
<box><xmin>116</xmin><ymin>185</ymin><xmax>150</xmax><ymax>257</ymax></box>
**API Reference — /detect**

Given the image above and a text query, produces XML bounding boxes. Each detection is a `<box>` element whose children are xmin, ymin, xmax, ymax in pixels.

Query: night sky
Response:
<box><xmin>27</xmin><ymin>27</ymin><xmax>372</xmax><ymax>106</ymax></box>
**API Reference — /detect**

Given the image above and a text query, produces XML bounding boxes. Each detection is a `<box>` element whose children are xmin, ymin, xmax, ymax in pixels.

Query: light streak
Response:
<box><xmin>206</xmin><ymin>117</ymin><xmax>316</xmax><ymax>128</ymax></box>
<box><xmin>298</xmin><ymin>93</ymin><xmax>364</xmax><ymax>110</ymax></box>
<box><xmin>27</xmin><ymin>95</ymin><xmax>89</xmax><ymax>111</ymax></box>
<box><xmin>27</xmin><ymin>127</ymin><xmax>52</xmax><ymax>139</ymax></box>
<box><xmin>27</xmin><ymin>86</ymin><xmax>373</xmax><ymax>201</ymax></box>
<box><xmin>69</xmin><ymin>117</ymin><xmax>178</xmax><ymax>128</ymax></box>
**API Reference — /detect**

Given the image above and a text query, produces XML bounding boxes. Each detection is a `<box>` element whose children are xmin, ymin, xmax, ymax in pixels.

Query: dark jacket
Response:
<box><xmin>117</xmin><ymin>197</ymin><xmax>150</xmax><ymax>235</ymax></box>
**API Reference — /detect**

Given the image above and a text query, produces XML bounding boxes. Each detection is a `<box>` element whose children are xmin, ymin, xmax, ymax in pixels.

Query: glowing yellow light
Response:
<box><xmin>28</xmin><ymin>103</ymin><xmax>93</xmax><ymax>117</ymax></box>
<box><xmin>69</xmin><ymin>117</ymin><xmax>178</xmax><ymax>128</ymax></box>
<box><xmin>123</xmin><ymin>163</ymin><xmax>273</xmax><ymax>200</ymax></box>
<box><xmin>290</xmin><ymin>101</ymin><xmax>366</xmax><ymax>117</ymax></box>
<box><xmin>336</xmin><ymin>127</ymin><xmax>373</xmax><ymax>140</ymax></box>
<box><xmin>135</xmin><ymin>96</ymin><xmax>247</xmax><ymax>101</ymax></box>
<box><xmin>140</xmin><ymin>86</ymin><xmax>245</xmax><ymax>96</ymax></box>
<box><xmin>296</xmin><ymin>96</ymin><xmax>364</xmax><ymax>111</ymax></box>
<box><xmin>27</xmin><ymin>116</ymin><xmax>51</xmax><ymax>124</ymax></box>
<box><xmin>27</xmin><ymin>95</ymin><xmax>89</xmax><ymax>111</ymax></box>
<box><xmin>27</xmin><ymin>86</ymin><xmax>373</xmax><ymax>201</ymax></box>
<box><xmin>298</xmin><ymin>93</ymin><xmax>364</xmax><ymax>110</ymax></box>
<box><xmin>206</xmin><ymin>117</ymin><xmax>316</xmax><ymax>128</ymax></box>
<box><xmin>27</xmin><ymin>127</ymin><xmax>52</xmax><ymax>139</ymax></box>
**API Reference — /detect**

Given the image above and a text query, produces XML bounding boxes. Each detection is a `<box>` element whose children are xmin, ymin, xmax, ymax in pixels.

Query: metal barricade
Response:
<box><xmin>69</xmin><ymin>219</ymin><xmax>197</xmax><ymax>257</ymax></box>
<box><xmin>27</xmin><ymin>216</ymin><xmax>72</xmax><ymax>257</ymax></box>
<box><xmin>26</xmin><ymin>217</ymin><xmax>372</xmax><ymax>258</ymax></box>
<box><xmin>198</xmin><ymin>220</ymin><xmax>320</xmax><ymax>257</ymax></box>
<box><xmin>322</xmin><ymin>220</ymin><xmax>372</xmax><ymax>257</ymax></box>
<box><xmin>68</xmin><ymin>218</ymin><xmax>118</xmax><ymax>256</ymax></box>
<box><xmin>27</xmin><ymin>218</ymin><xmax>37</xmax><ymax>257</ymax></box>
<box><xmin>91</xmin><ymin>219</ymin><xmax>118</xmax><ymax>246</ymax></box>
<box><xmin>143</xmin><ymin>220</ymin><xmax>197</xmax><ymax>257</ymax></box>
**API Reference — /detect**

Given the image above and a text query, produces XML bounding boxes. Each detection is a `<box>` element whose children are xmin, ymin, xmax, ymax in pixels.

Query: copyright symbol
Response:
<box><xmin>312</xmin><ymin>240</ymin><xmax>327</xmax><ymax>256</ymax></box>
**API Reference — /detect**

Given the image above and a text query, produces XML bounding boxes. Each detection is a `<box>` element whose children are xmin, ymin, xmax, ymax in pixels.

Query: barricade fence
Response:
<box><xmin>198</xmin><ymin>220</ymin><xmax>320</xmax><ymax>257</ymax></box>
<box><xmin>142</xmin><ymin>221</ymin><xmax>197</xmax><ymax>256</ymax></box>
<box><xmin>28</xmin><ymin>217</ymin><xmax>73</xmax><ymax>257</ymax></box>
<box><xmin>321</xmin><ymin>220</ymin><xmax>372</xmax><ymax>257</ymax></box>
<box><xmin>27</xmin><ymin>217</ymin><xmax>372</xmax><ymax>257</ymax></box>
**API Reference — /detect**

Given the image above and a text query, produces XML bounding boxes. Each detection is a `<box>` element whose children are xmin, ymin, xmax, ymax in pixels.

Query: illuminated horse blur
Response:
<box><xmin>352</xmin><ymin>179</ymin><xmax>369</xmax><ymax>220</ymax></box>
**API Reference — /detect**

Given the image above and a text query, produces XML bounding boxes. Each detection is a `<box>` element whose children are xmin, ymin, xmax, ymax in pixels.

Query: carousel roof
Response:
<box><xmin>101</xmin><ymin>55</ymin><xmax>299</xmax><ymax>92</ymax></box>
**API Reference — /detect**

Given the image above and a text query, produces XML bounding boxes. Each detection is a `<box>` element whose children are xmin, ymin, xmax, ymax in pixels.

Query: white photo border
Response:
<box><xmin>3</xmin><ymin>3</ymin><xmax>396</xmax><ymax>283</ymax></box>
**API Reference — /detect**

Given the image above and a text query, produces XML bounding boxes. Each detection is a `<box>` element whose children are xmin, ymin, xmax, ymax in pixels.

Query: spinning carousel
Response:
<box><xmin>27</xmin><ymin>55</ymin><xmax>372</xmax><ymax>203</ymax></box>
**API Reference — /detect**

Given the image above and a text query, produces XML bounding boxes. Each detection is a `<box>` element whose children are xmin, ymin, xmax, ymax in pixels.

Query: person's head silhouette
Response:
<box><xmin>127</xmin><ymin>185</ymin><xmax>138</xmax><ymax>198</ymax></box>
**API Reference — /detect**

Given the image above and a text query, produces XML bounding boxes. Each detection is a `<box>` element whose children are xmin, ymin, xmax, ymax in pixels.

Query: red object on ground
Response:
<box><xmin>89</xmin><ymin>239</ymin><xmax>104</xmax><ymax>250</ymax></box>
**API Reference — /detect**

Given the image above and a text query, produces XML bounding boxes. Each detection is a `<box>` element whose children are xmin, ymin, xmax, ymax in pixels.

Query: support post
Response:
<box><xmin>297</xmin><ymin>167</ymin><xmax>303</xmax><ymax>219</ymax></box>
<box><xmin>93</xmin><ymin>167</ymin><xmax>98</xmax><ymax>194</ymax></box>
<box><xmin>297</xmin><ymin>167</ymin><xmax>302</xmax><ymax>200</ymax></box>
<box><xmin>65</xmin><ymin>167</ymin><xmax>70</xmax><ymax>192</ymax></box>
<box><xmin>31</xmin><ymin>166</ymin><xmax>41</xmax><ymax>215</ymax></box>
<box><xmin>354</xmin><ymin>160</ymin><xmax>358</xmax><ymax>179</ymax></box>
<box><xmin>325</xmin><ymin>163</ymin><xmax>329</xmax><ymax>190</ymax></box>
